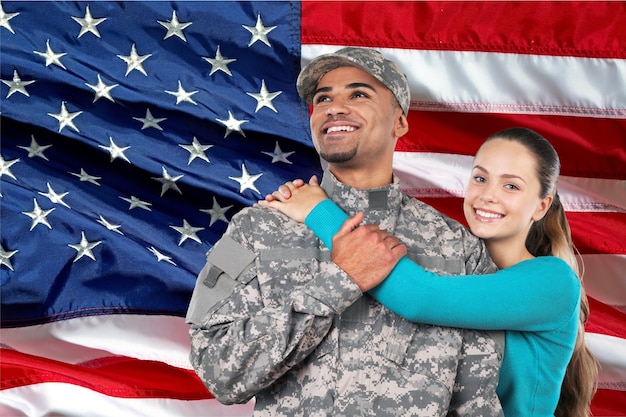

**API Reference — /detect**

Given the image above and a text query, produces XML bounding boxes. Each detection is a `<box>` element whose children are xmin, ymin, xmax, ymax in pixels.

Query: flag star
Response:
<box><xmin>216</xmin><ymin>111</ymin><xmax>248</xmax><ymax>138</ymax></box>
<box><xmin>148</xmin><ymin>246</ymin><xmax>176</xmax><ymax>265</ymax></box>
<box><xmin>179</xmin><ymin>136</ymin><xmax>213</xmax><ymax>165</ymax></box>
<box><xmin>242</xmin><ymin>14</ymin><xmax>276</xmax><ymax>47</ymax></box>
<box><xmin>72</xmin><ymin>5</ymin><xmax>107</xmax><ymax>38</ymax></box>
<box><xmin>68</xmin><ymin>231</ymin><xmax>102</xmax><ymax>262</ymax></box>
<box><xmin>99</xmin><ymin>136</ymin><xmax>130</xmax><ymax>163</ymax></box>
<box><xmin>117</xmin><ymin>43</ymin><xmax>152</xmax><ymax>76</ymax></box>
<box><xmin>34</xmin><ymin>39</ymin><xmax>67</xmax><ymax>69</ymax></box>
<box><xmin>85</xmin><ymin>74</ymin><xmax>118</xmax><ymax>103</ymax></box>
<box><xmin>48</xmin><ymin>101</ymin><xmax>82</xmax><ymax>133</ymax></box>
<box><xmin>96</xmin><ymin>215</ymin><xmax>123</xmax><ymax>235</ymax></box>
<box><xmin>69</xmin><ymin>168</ymin><xmax>101</xmax><ymax>185</ymax></box>
<box><xmin>2</xmin><ymin>69</ymin><xmax>35</xmax><ymax>98</ymax></box>
<box><xmin>120</xmin><ymin>195</ymin><xmax>152</xmax><ymax>211</ymax></box>
<box><xmin>0</xmin><ymin>156</ymin><xmax>19</xmax><ymax>180</ymax></box>
<box><xmin>152</xmin><ymin>166</ymin><xmax>183</xmax><ymax>196</ymax></box>
<box><xmin>133</xmin><ymin>108</ymin><xmax>166</xmax><ymax>130</ymax></box>
<box><xmin>158</xmin><ymin>10</ymin><xmax>192</xmax><ymax>41</ymax></box>
<box><xmin>170</xmin><ymin>219</ymin><xmax>204</xmax><ymax>246</ymax></box>
<box><xmin>262</xmin><ymin>141</ymin><xmax>295</xmax><ymax>164</ymax></box>
<box><xmin>202</xmin><ymin>45</ymin><xmax>236</xmax><ymax>76</ymax></box>
<box><xmin>22</xmin><ymin>198</ymin><xmax>55</xmax><ymax>231</ymax></box>
<box><xmin>200</xmin><ymin>196</ymin><xmax>233</xmax><ymax>226</ymax></box>
<box><xmin>165</xmin><ymin>80</ymin><xmax>198</xmax><ymax>105</ymax></box>
<box><xmin>17</xmin><ymin>135</ymin><xmax>52</xmax><ymax>160</ymax></box>
<box><xmin>0</xmin><ymin>244</ymin><xmax>18</xmax><ymax>271</ymax></box>
<box><xmin>247</xmin><ymin>79</ymin><xmax>282</xmax><ymax>113</ymax></box>
<box><xmin>0</xmin><ymin>3</ymin><xmax>19</xmax><ymax>34</ymax></box>
<box><xmin>38</xmin><ymin>182</ymin><xmax>70</xmax><ymax>208</ymax></box>
<box><xmin>229</xmin><ymin>163</ymin><xmax>263</xmax><ymax>195</ymax></box>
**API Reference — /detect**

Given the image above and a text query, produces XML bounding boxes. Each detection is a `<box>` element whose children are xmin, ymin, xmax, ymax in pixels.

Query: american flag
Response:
<box><xmin>1</xmin><ymin>1</ymin><xmax>624</xmax><ymax>416</ymax></box>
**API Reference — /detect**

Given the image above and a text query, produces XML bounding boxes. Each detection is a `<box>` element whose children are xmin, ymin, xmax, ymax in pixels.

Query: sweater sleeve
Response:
<box><xmin>304</xmin><ymin>199</ymin><xmax>581</xmax><ymax>332</ymax></box>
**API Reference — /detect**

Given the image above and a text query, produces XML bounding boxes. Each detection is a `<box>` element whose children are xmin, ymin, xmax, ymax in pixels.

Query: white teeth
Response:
<box><xmin>476</xmin><ymin>209</ymin><xmax>503</xmax><ymax>219</ymax></box>
<box><xmin>326</xmin><ymin>125</ymin><xmax>355</xmax><ymax>133</ymax></box>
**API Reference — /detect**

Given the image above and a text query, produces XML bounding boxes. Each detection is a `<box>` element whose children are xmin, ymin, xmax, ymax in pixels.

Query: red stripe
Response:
<box><xmin>587</xmin><ymin>296</ymin><xmax>626</xmax><ymax>340</ymax></box>
<box><xmin>0</xmin><ymin>348</ymin><xmax>213</xmax><ymax>400</ymax></box>
<box><xmin>302</xmin><ymin>1</ymin><xmax>626</xmax><ymax>58</ymax></box>
<box><xmin>590</xmin><ymin>388</ymin><xmax>626</xmax><ymax>416</ymax></box>
<box><xmin>396</xmin><ymin>111</ymin><xmax>626</xmax><ymax>180</ymax></box>
<box><xmin>419</xmin><ymin>198</ymin><xmax>626</xmax><ymax>256</ymax></box>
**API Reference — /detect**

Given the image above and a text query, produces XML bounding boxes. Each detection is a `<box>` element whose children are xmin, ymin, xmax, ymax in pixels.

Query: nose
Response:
<box><xmin>479</xmin><ymin>185</ymin><xmax>498</xmax><ymax>203</ymax></box>
<box><xmin>326</xmin><ymin>97</ymin><xmax>349</xmax><ymax>116</ymax></box>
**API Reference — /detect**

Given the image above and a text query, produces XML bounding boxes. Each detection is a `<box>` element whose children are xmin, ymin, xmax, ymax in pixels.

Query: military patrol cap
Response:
<box><xmin>297</xmin><ymin>47</ymin><xmax>410</xmax><ymax>115</ymax></box>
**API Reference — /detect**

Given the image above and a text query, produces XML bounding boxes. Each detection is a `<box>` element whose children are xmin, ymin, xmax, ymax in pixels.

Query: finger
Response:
<box><xmin>292</xmin><ymin>178</ymin><xmax>305</xmax><ymax>187</ymax></box>
<box><xmin>336</xmin><ymin>212</ymin><xmax>364</xmax><ymax>238</ymax></box>
<box><xmin>278</xmin><ymin>184</ymin><xmax>293</xmax><ymax>199</ymax></box>
<box><xmin>308</xmin><ymin>175</ymin><xmax>319</xmax><ymax>186</ymax></box>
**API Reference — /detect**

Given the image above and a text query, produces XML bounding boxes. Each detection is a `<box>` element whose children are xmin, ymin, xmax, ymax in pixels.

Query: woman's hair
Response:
<box><xmin>485</xmin><ymin>127</ymin><xmax>599</xmax><ymax>417</ymax></box>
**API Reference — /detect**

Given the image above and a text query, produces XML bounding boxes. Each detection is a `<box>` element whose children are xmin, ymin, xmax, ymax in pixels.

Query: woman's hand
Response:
<box><xmin>256</xmin><ymin>176</ymin><xmax>328</xmax><ymax>223</ymax></box>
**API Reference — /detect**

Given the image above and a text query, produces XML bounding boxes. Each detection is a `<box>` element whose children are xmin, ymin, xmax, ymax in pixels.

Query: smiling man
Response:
<box><xmin>186</xmin><ymin>47</ymin><xmax>504</xmax><ymax>416</ymax></box>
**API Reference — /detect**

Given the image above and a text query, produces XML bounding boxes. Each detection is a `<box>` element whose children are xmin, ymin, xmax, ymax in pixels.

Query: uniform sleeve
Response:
<box><xmin>188</xmin><ymin>210</ymin><xmax>361</xmax><ymax>405</ymax></box>
<box><xmin>305</xmin><ymin>199</ymin><xmax>580</xmax><ymax>332</ymax></box>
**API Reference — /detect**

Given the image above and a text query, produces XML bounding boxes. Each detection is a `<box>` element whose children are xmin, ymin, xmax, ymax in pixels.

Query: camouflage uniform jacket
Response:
<box><xmin>187</xmin><ymin>171</ymin><xmax>503</xmax><ymax>417</ymax></box>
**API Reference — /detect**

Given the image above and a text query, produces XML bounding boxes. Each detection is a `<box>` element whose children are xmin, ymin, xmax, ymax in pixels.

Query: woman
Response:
<box><xmin>259</xmin><ymin>127</ymin><xmax>598</xmax><ymax>416</ymax></box>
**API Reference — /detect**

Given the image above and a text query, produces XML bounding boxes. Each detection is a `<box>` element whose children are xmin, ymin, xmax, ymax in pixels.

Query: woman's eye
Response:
<box><xmin>473</xmin><ymin>175</ymin><xmax>486</xmax><ymax>183</ymax></box>
<box><xmin>505</xmin><ymin>184</ymin><xmax>520</xmax><ymax>191</ymax></box>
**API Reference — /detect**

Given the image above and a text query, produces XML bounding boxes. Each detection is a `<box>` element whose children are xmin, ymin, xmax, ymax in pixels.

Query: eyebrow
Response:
<box><xmin>473</xmin><ymin>164</ymin><xmax>527</xmax><ymax>183</ymax></box>
<box><xmin>313</xmin><ymin>82</ymin><xmax>378</xmax><ymax>97</ymax></box>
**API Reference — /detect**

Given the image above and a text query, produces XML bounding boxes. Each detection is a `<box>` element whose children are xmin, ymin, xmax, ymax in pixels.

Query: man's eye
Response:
<box><xmin>314</xmin><ymin>95</ymin><xmax>330</xmax><ymax>104</ymax></box>
<box><xmin>352</xmin><ymin>91</ymin><xmax>369</xmax><ymax>99</ymax></box>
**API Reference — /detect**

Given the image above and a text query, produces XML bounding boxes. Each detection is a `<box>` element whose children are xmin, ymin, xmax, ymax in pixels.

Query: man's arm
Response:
<box><xmin>187</xmin><ymin>208</ymin><xmax>361</xmax><ymax>404</ymax></box>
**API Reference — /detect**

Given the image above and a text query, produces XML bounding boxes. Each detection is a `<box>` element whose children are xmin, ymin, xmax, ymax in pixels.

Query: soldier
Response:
<box><xmin>186</xmin><ymin>47</ymin><xmax>504</xmax><ymax>416</ymax></box>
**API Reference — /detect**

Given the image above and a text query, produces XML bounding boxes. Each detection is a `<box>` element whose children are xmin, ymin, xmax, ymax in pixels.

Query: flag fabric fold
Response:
<box><xmin>1</xmin><ymin>1</ymin><xmax>625</xmax><ymax>416</ymax></box>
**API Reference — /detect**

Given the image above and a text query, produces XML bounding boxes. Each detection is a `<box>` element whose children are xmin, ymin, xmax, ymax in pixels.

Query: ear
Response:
<box><xmin>532</xmin><ymin>194</ymin><xmax>553</xmax><ymax>222</ymax></box>
<box><xmin>393</xmin><ymin>112</ymin><xmax>409</xmax><ymax>138</ymax></box>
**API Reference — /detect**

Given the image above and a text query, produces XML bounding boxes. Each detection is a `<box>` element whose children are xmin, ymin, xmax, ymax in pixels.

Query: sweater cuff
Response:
<box><xmin>304</xmin><ymin>199</ymin><xmax>349</xmax><ymax>249</ymax></box>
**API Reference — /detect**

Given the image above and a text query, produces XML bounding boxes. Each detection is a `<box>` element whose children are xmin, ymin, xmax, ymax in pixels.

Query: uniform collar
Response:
<box><xmin>320</xmin><ymin>169</ymin><xmax>403</xmax><ymax>213</ymax></box>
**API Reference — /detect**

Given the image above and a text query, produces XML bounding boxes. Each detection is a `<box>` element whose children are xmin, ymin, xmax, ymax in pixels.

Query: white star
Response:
<box><xmin>216</xmin><ymin>111</ymin><xmax>248</xmax><ymax>138</ymax></box>
<box><xmin>179</xmin><ymin>136</ymin><xmax>213</xmax><ymax>165</ymax></box>
<box><xmin>247</xmin><ymin>79</ymin><xmax>282</xmax><ymax>113</ymax></box>
<box><xmin>48</xmin><ymin>101</ymin><xmax>82</xmax><ymax>133</ymax></box>
<box><xmin>170</xmin><ymin>219</ymin><xmax>204</xmax><ymax>246</ymax></box>
<box><xmin>152</xmin><ymin>166</ymin><xmax>183</xmax><ymax>196</ymax></box>
<box><xmin>200</xmin><ymin>196</ymin><xmax>233</xmax><ymax>226</ymax></box>
<box><xmin>85</xmin><ymin>74</ymin><xmax>118</xmax><ymax>103</ymax></box>
<box><xmin>99</xmin><ymin>136</ymin><xmax>130</xmax><ymax>163</ymax></box>
<box><xmin>68</xmin><ymin>231</ymin><xmax>102</xmax><ymax>262</ymax></box>
<box><xmin>72</xmin><ymin>5</ymin><xmax>107</xmax><ymax>38</ymax></box>
<box><xmin>165</xmin><ymin>80</ymin><xmax>198</xmax><ymax>105</ymax></box>
<box><xmin>117</xmin><ymin>43</ymin><xmax>152</xmax><ymax>76</ymax></box>
<box><xmin>34</xmin><ymin>39</ymin><xmax>67</xmax><ymax>69</ymax></box>
<box><xmin>242</xmin><ymin>14</ymin><xmax>276</xmax><ymax>47</ymax></box>
<box><xmin>133</xmin><ymin>108</ymin><xmax>167</xmax><ymax>130</ymax></box>
<box><xmin>96</xmin><ymin>215</ymin><xmax>123</xmax><ymax>235</ymax></box>
<box><xmin>69</xmin><ymin>168</ymin><xmax>101</xmax><ymax>185</ymax></box>
<box><xmin>17</xmin><ymin>135</ymin><xmax>51</xmax><ymax>160</ymax></box>
<box><xmin>158</xmin><ymin>10</ymin><xmax>192</xmax><ymax>41</ymax></box>
<box><xmin>229</xmin><ymin>163</ymin><xmax>263</xmax><ymax>195</ymax></box>
<box><xmin>148</xmin><ymin>246</ymin><xmax>176</xmax><ymax>265</ymax></box>
<box><xmin>202</xmin><ymin>45</ymin><xmax>236</xmax><ymax>76</ymax></box>
<box><xmin>0</xmin><ymin>244</ymin><xmax>18</xmax><ymax>271</ymax></box>
<box><xmin>0</xmin><ymin>3</ymin><xmax>19</xmax><ymax>34</ymax></box>
<box><xmin>22</xmin><ymin>198</ymin><xmax>55</xmax><ymax>231</ymax></box>
<box><xmin>262</xmin><ymin>141</ymin><xmax>294</xmax><ymax>164</ymax></box>
<box><xmin>120</xmin><ymin>195</ymin><xmax>152</xmax><ymax>211</ymax></box>
<box><xmin>38</xmin><ymin>182</ymin><xmax>70</xmax><ymax>208</ymax></box>
<box><xmin>0</xmin><ymin>156</ymin><xmax>19</xmax><ymax>180</ymax></box>
<box><xmin>2</xmin><ymin>69</ymin><xmax>35</xmax><ymax>98</ymax></box>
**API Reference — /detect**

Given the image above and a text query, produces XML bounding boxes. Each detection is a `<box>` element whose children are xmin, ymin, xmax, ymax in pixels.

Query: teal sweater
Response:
<box><xmin>306</xmin><ymin>199</ymin><xmax>581</xmax><ymax>417</ymax></box>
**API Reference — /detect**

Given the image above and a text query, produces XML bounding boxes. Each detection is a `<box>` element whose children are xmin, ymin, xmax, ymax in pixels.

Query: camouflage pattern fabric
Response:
<box><xmin>187</xmin><ymin>171</ymin><xmax>503</xmax><ymax>417</ymax></box>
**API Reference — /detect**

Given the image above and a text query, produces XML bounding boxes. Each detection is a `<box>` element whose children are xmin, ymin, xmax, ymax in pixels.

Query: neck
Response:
<box><xmin>485</xmin><ymin>239</ymin><xmax>535</xmax><ymax>269</ymax></box>
<box><xmin>328</xmin><ymin>166</ymin><xmax>394</xmax><ymax>189</ymax></box>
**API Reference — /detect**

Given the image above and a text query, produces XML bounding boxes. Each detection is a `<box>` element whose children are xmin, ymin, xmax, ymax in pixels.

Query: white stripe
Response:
<box><xmin>0</xmin><ymin>383</ymin><xmax>254</xmax><ymax>417</ymax></box>
<box><xmin>1</xmin><ymin>314</ymin><xmax>193</xmax><ymax>369</ymax></box>
<box><xmin>302</xmin><ymin>45</ymin><xmax>626</xmax><ymax>117</ymax></box>
<box><xmin>393</xmin><ymin>151</ymin><xmax>626</xmax><ymax>213</ymax></box>
<box><xmin>580</xmin><ymin>254</ymin><xmax>626</xmax><ymax>309</ymax></box>
<box><xmin>586</xmin><ymin>332</ymin><xmax>626</xmax><ymax>391</ymax></box>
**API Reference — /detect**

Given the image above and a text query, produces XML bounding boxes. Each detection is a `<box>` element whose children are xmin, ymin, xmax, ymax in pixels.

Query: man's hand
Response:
<box><xmin>256</xmin><ymin>176</ymin><xmax>328</xmax><ymax>223</ymax></box>
<box><xmin>332</xmin><ymin>212</ymin><xmax>407</xmax><ymax>292</ymax></box>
